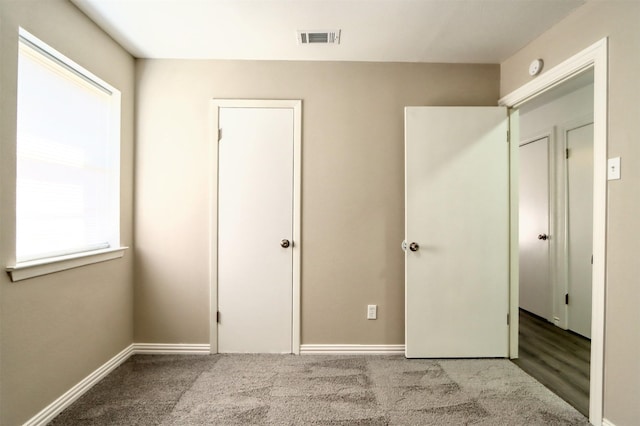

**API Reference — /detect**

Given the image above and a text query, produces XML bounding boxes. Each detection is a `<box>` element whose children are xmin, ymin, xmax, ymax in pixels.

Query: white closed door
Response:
<box><xmin>566</xmin><ymin>123</ymin><xmax>594</xmax><ymax>338</ymax></box>
<box><xmin>218</xmin><ymin>106</ymin><xmax>294</xmax><ymax>353</ymax></box>
<box><xmin>519</xmin><ymin>137</ymin><xmax>552</xmax><ymax>320</ymax></box>
<box><xmin>405</xmin><ymin>107</ymin><xmax>509</xmax><ymax>358</ymax></box>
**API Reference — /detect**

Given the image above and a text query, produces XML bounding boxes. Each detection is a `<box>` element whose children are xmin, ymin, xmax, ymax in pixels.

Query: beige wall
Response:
<box><xmin>134</xmin><ymin>60</ymin><xmax>499</xmax><ymax>345</ymax></box>
<box><xmin>0</xmin><ymin>1</ymin><xmax>135</xmax><ymax>424</ymax></box>
<box><xmin>501</xmin><ymin>1</ymin><xmax>640</xmax><ymax>424</ymax></box>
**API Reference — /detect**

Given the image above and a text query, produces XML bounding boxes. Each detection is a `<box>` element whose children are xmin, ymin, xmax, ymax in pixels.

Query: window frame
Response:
<box><xmin>6</xmin><ymin>28</ymin><xmax>126</xmax><ymax>282</ymax></box>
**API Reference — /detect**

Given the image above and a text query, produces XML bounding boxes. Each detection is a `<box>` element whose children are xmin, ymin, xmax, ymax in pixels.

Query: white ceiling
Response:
<box><xmin>71</xmin><ymin>0</ymin><xmax>586</xmax><ymax>63</ymax></box>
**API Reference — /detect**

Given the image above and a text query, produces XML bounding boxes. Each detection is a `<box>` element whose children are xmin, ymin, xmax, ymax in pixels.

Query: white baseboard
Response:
<box><xmin>24</xmin><ymin>344</ymin><xmax>134</xmax><ymax>426</ymax></box>
<box><xmin>132</xmin><ymin>343</ymin><xmax>211</xmax><ymax>355</ymax></box>
<box><xmin>23</xmin><ymin>343</ymin><xmax>211</xmax><ymax>426</ymax></box>
<box><xmin>602</xmin><ymin>419</ymin><xmax>616</xmax><ymax>426</ymax></box>
<box><xmin>300</xmin><ymin>344</ymin><xmax>405</xmax><ymax>355</ymax></box>
<box><xmin>26</xmin><ymin>342</ymin><xmax>403</xmax><ymax>425</ymax></box>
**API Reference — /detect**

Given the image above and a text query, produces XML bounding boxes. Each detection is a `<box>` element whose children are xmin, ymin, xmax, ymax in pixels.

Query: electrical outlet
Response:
<box><xmin>367</xmin><ymin>304</ymin><xmax>377</xmax><ymax>320</ymax></box>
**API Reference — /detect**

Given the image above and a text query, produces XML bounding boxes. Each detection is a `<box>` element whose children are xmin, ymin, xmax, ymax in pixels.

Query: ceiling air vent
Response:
<box><xmin>297</xmin><ymin>30</ymin><xmax>341</xmax><ymax>45</ymax></box>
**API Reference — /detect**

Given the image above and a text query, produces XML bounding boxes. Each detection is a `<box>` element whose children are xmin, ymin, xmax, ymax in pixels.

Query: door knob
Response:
<box><xmin>537</xmin><ymin>234</ymin><xmax>549</xmax><ymax>241</ymax></box>
<box><xmin>409</xmin><ymin>242</ymin><xmax>420</xmax><ymax>252</ymax></box>
<box><xmin>280</xmin><ymin>239</ymin><xmax>291</xmax><ymax>248</ymax></box>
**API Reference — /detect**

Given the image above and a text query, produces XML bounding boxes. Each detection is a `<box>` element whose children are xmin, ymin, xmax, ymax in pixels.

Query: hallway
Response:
<box><xmin>513</xmin><ymin>309</ymin><xmax>590</xmax><ymax>416</ymax></box>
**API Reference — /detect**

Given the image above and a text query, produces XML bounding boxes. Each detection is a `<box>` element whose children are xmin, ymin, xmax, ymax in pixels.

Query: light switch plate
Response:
<box><xmin>367</xmin><ymin>304</ymin><xmax>377</xmax><ymax>320</ymax></box>
<box><xmin>608</xmin><ymin>157</ymin><xmax>621</xmax><ymax>180</ymax></box>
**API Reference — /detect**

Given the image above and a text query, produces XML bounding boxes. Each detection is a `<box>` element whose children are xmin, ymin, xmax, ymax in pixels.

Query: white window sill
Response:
<box><xmin>6</xmin><ymin>247</ymin><xmax>128</xmax><ymax>282</ymax></box>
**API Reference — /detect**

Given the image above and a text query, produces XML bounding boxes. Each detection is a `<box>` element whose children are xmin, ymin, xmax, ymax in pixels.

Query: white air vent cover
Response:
<box><xmin>297</xmin><ymin>30</ymin><xmax>341</xmax><ymax>45</ymax></box>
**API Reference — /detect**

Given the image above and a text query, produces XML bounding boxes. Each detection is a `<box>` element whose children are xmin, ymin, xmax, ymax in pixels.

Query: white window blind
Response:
<box><xmin>16</xmin><ymin>31</ymin><xmax>120</xmax><ymax>263</ymax></box>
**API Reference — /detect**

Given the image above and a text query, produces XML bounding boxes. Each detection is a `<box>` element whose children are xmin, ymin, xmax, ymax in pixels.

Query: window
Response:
<box><xmin>10</xmin><ymin>29</ymin><xmax>123</xmax><ymax>278</ymax></box>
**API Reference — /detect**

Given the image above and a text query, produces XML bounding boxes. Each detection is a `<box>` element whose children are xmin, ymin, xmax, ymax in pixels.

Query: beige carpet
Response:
<box><xmin>50</xmin><ymin>354</ymin><xmax>589</xmax><ymax>425</ymax></box>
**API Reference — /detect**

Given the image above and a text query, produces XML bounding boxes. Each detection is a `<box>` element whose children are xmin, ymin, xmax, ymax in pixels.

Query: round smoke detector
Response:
<box><xmin>529</xmin><ymin>59</ymin><xmax>544</xmax><ymax>76</ymax></box>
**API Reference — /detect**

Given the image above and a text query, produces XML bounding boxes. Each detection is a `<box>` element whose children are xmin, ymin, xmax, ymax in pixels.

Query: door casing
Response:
<box><xmin>209</xmin><ymin>99</ymin><xmax>302</xmax><ymax>355</ymax></box>
<box><xmin>500</xmin><ymin>38</ymin><xmax>608</xmax><ymax>426</ymax></box>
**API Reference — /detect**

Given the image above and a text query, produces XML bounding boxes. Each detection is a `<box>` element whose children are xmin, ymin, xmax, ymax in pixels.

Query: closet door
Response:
<box><xmin>519</xmin><ymin>136</ymin><xmax>552</xmax><ymax>321</ymax></box>
<box><xmin>217</xmin><ymin>105</ymin><xmax>295</xmax><ymax>353</ymax></box>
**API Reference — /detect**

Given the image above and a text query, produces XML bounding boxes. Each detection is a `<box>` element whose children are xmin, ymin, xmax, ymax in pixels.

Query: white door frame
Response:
<box><xmin>500</xmin><ymin>38</ymin><xmax>607</xmax><ymax>426</ymax></box>
<box><xmin>209</xmin><ymin>99</ymin><xmax>302</xmax><ymax>355</ymax></box>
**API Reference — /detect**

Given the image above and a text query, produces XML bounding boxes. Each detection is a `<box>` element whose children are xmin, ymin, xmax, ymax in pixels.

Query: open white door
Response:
<box><xmin>405</xmin><ymin>106</ymin><xmax>509</xmax><ymax>358</ymax></box>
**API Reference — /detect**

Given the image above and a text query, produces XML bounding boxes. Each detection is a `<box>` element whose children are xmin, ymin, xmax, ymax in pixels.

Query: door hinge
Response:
<box><xmin>565</xmin><ymin>294</ymin><xmax>569</xmax><ymax>305</ymax></box>
<box><xmin>591</xmin><ymin>254</ymin><xmax>594</xmax><ymax>265</ymax></box>
<box><xmin>218</xmin><ymin>128</ymin><xmax>222</xmax><ymax>141</ymax></box>
<box><xmin>507</xmin><ymin>313</ymin><xmax>510</xmax><ymax>325</ymax></box>
<box><xmin>566</xmin><ymin>148</ymin><xmax>570</xmax><ymax>159</ymax></box>
<box><xmin>216</xmin><ymin>311</ymin><xmax>220</xmax><ymax>323</ymax></box>
<box><xmin>507</xmin><ymin>129</ymin><xmax>510</xmax><ymax>143</ymax></box>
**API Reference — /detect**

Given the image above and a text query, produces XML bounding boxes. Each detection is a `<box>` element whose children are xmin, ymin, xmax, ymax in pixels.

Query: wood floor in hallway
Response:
<box><xmin>512</xmin><ymin>309</ymin><xmax>590</xmax><ymax>417</ymax></box>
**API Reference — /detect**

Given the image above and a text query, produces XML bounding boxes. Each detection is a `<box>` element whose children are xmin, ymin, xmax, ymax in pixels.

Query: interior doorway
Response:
<box><xmin>518</xmin><ymin>70</ymin><xmax>594</xmax><ymax>333</ymax></box>
<box><xmin>500</xmin><ymin>38</ymin><xmax>607</xmax><ymax>426</ymax></box>
<box><xmin>515</xmin><ymin>69</ymin><xmax>594</xmax><ymax>417</ymax></box>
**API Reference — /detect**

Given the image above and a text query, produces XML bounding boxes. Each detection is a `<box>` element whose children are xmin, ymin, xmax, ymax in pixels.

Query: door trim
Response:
<box><xmin>500</xmin><ymin>38</ymin><xmax>607</xmax><ymax>426</ymax></box>
<box><xmin>209</xmin><ymin>99</ymin><xmax>302</xmax><ymax>355</ymax></box>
